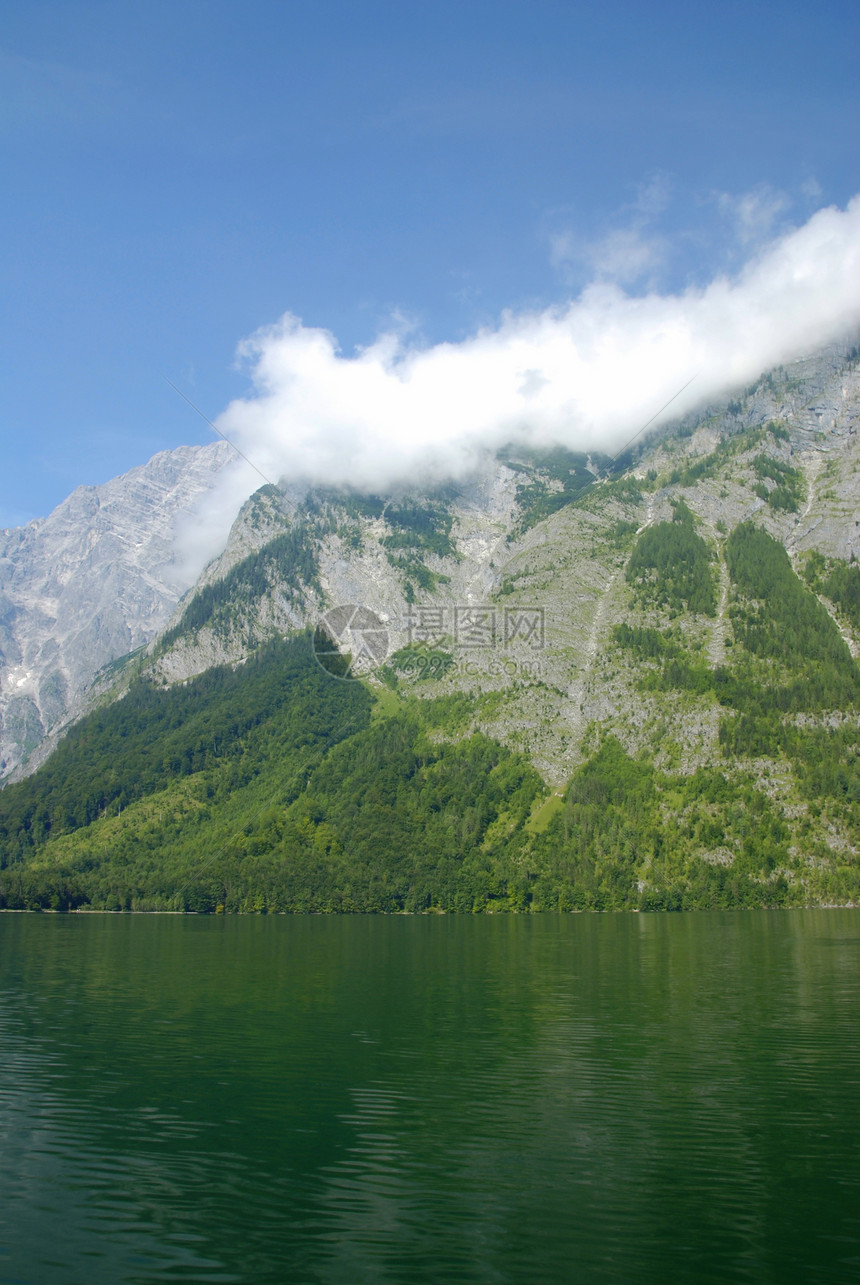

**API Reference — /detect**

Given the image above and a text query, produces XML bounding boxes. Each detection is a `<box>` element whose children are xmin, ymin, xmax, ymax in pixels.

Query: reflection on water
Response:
<box><xmin>0</xmin><ymin>911</ymin><xmax>858</xmax><ymax>1283</ymax></box>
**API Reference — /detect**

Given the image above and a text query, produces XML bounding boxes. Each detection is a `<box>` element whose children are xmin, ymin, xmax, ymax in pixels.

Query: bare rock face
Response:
<box><xmin>0</xmin><ymin>441</ymin><xmax>235</xmax><ymax>780</ymax></box>
<box><xmin>147</xmin><ymin>457</ymin><xmax>523</xmax><ymax>688</ymax></box>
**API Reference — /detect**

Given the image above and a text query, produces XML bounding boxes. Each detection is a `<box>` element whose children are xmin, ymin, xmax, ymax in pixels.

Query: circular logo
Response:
<box><xmin>312</xmin><ymin>604</ymin><xmax>390</xmax><ymax>680</ymax></box>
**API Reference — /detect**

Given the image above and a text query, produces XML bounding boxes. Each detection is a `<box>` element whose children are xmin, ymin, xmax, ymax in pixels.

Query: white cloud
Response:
<box><xmin>549</xmin><ymin>172</ymin><xmax>671</xmax><ymax>286</ymax></box>
<box><xmin>183</xmin><ymin>196</ymin><xmax>860</xmax><ymax>571</ymax></box>
<box><xmin>718</xmin><ymin>184</ymin><xmax>791</xmax><ymax>245</ymax></box>
<box><xmin>586</xmin><ymin>226</ymin><xmax>667</xmax><ymax>284</ymax></box>
<box><xmin>167</xmin><ymin>458</ymin><xmax>261</xmax><ymax>588</ymax></box>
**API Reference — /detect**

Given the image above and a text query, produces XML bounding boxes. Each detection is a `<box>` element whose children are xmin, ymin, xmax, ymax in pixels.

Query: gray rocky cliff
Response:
<box><xmin>0</xmin><ymin>441</ymin><xmax>235</xmax><ymax>780</ymax></box>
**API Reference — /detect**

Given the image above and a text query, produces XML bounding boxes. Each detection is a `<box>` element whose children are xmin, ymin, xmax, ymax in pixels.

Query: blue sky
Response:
<box><xmin>1</xmin><ymin>0</ymin><xmax>858</xmax><ymax>527</ymax></box>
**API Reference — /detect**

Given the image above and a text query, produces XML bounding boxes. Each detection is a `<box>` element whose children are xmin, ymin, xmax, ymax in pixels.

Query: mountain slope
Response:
<box><xmin>144</xmin><ymin>342</ymin><xmax>860</xmax><ymax>779</ymax></box>
<box><xmin>0</xmin><ymin>636</ymin><xmax>545</xmax><ymax>912</ymax></box>
<box><xmin>0</xmin><ymin>441</ymin><xmax>235</xmax><ymax>781</ymax></box>
<box><xmin>2</xmin><ymin>341</ymin><xmax>860</xmax><ymax>911</ymax></box>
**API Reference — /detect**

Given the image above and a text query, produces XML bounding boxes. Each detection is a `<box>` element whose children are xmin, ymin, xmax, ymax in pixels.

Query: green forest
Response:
<box><xmin>626</xmin><ymin>500</ymin><xmax>717</xmax><ymax>616</ymax></box>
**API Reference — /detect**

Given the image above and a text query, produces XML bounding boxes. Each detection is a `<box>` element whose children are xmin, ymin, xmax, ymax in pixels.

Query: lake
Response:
<box><xmin>0</xmin><ymin>911</ymin><xmax>858</xmax><ymax>1283</ymax></box>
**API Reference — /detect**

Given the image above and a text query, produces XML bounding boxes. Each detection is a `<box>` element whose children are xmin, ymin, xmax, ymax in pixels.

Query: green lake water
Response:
<box><xmin>0</xmin><ymin>911</ymin><xmax>858</xmax><ymax>1283</ymax></box>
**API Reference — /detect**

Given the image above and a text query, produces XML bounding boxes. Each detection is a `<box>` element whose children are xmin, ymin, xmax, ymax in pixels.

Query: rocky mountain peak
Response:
<box><xmin>0</xmin><ymin>440</ymin><xmax>236</xmax><ymax>781</ymax></box>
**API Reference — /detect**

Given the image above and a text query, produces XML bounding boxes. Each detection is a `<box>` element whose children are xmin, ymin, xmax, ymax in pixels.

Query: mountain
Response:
<box><xmin>0</xmin><ymin>441</ymin><xmax>235</xmax><ymax>782</ymax></box>
<box><xmin>1</xmin><ymin>340</ymin><xmax>860</xmax><ymax>913</ymax></box>
<box><xmin>147</xmin><ymin>340</ymin><xmax>860</xmax><ymax>782</ymax></box>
